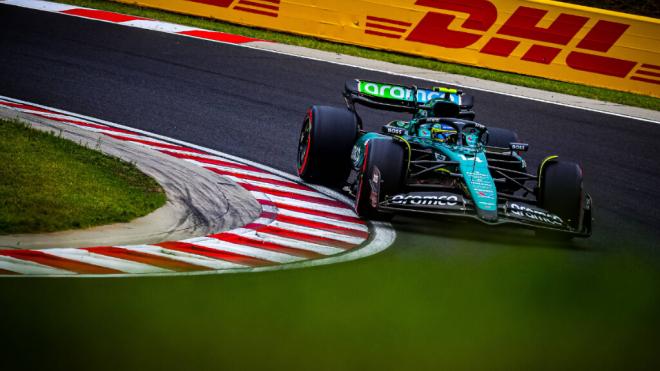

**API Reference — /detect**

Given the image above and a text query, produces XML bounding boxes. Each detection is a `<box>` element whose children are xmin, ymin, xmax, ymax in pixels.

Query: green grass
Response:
<box><xmin>1</xmin><ymin>247</ymin><xmax>658</xmax><ymax>370</ymax></box>
<box><xmin>0</xmin><ymin>119</ymin><xmax>166</xmax><ymax>234</ymax></box>
<box><xmin>54</xmin><ymin>0</ymin><xmax>660</xmax><ymax>111</ymax></box>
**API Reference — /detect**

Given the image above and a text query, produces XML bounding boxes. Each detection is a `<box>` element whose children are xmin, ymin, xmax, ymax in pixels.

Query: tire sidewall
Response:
<box><xmin>539</xmin><ymin>160</ymin><xmax>584</xmax><ymax>230</ymax></box>
<box><xmin>355</xmin><ymin>137</ymin><xmax>405</xmax><ymax>218</ymax></box>
<box><xmin>297</xmin><ymin>106</ymin><xmax>358</xmax><ymax>185</ymax></box>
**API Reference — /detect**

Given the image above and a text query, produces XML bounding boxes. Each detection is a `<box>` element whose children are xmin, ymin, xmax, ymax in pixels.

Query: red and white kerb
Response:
<box><xmin>0</xmin><ymin>97</ymin><xmax>380</xmax><ymax>277</ymax></box>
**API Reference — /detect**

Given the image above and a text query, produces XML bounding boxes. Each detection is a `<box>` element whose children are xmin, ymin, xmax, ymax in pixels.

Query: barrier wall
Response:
<box><xmin>116</xmin><ymin>0</ymin><xmax>660</xmax><ymax>97</ymax></box>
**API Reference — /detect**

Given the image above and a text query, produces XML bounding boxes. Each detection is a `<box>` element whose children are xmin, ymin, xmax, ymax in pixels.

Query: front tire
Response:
<box><xmin>537</xmin><ymin>159</ymin><xmax>585</xmax><ymax>238</ymax></box>
<box><xmin>355</xmin><ymin>138</ymin><xmax>405</xmax><ymax>219</ymax></box>
<box><xmin>297</xmin><ymin>106</ymin><xmax>359</xmax><ymax>186</ymax></box>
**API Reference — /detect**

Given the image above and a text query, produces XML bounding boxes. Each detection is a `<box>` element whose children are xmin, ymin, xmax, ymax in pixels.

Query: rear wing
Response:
<box><xmin>343</xmin><ymin>79</ymin><xmax>474</xmax><ymax>119</ymax></box>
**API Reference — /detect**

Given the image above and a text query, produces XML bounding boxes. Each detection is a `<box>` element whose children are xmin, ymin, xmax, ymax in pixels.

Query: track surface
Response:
<box><xmin>1</xmin><ymin>5</ymin><xmax>659</xmax><ymax>252</ymax></box>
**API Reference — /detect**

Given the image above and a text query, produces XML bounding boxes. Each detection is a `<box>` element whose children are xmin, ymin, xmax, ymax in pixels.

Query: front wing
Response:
<box><xmin>375</xmin><ymin>190</ymin><xmax>592</xmax><ymax>237</ymax></box>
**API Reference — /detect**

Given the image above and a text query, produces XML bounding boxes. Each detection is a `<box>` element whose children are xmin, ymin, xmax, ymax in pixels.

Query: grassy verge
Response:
<box><xmin>0</xmin><ymin>119</ymin><xmax>166</xmax><ymax>234</ymax></box>
<box><xmin>54</xmin><ymin>0</ymin><xmax>660</xmax><ymax>111</ymax></box>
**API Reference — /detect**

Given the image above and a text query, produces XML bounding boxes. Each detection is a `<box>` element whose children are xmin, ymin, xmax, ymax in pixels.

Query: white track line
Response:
<box><xmin>3</xmin><ymin>0</ymin><xmax>74</xmax><ymax>12</ymax></box>
<box><xmin>121</xmin><ymin>19</ymin><xmax>197</xmax><ymax>33</ymax></box>
<box><xmin>247</xmin><ymin>45</ymin><xmax>660</xmax><ymax>125</ymax></box>
<box><xmin>4</xmin><ymin>0</ymin><xmax>657</xmax><ymax>124</ymax></box>
<box><xmin>7</xmin><ymin>109</ymin><xmax>100</xmax><ymax>124</ymax></box>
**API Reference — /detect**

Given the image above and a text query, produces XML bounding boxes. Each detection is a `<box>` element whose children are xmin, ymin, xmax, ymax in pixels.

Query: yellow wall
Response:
<box><xmin>117</xmin><ymin>0</ymin><xmax>660</xmax><ymax>97</ymax></box>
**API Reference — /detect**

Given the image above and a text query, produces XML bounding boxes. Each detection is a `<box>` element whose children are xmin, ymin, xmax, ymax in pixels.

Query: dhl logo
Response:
<box><xmin>188</xmin><ymin>0</ymin><xmax>280</xmax><ymax>18</ymax></box>
<box><xmin>365</xmin><ymin>0</ymin><xmax>659</xmax><ymax>85</ymax></box>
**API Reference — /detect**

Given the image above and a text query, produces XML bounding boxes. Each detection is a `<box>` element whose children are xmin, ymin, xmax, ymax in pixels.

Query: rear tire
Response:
<box><xmin>487</xmin><ymin>127</ymin><xmax>524</xmax><ymax>193</ymax></box>
<box><xmin>355</xmin><ymin>138</ymin><xmax>405</xmax><ymax>219</ymax></box>
<box><xmin>297</xmin><ymin>106</ymin><xmax>359</xmax><ymax>186</ymax></box>
<box><xmin>486</xmin><ymin>127</ymin><xmax>519</xmax><ymax>148</ymax></box>
<box><xmin>537</xmin><ymin>160</ymin><xmax>584</xmax><ymax>238</ymax></box>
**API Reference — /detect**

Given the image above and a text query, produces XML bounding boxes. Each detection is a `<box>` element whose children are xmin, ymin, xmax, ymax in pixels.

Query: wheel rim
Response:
<box><xmin>297</xmin><ymin>116</ymin><xmax>312</xmax><ymax>173</ymax></box>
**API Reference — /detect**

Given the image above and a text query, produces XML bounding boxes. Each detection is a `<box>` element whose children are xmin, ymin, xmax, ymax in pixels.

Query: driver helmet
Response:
<box><xmin>430</xmin><ymin>123</ymin><xmax>457</xmax><ymax>143</ymax></box>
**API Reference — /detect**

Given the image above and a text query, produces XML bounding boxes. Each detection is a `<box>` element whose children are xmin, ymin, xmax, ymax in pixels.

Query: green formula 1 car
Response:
<box><xmin>297</xmin><ymin>79</ymin><xmax>592</xmax><ymax>238</ymax></box>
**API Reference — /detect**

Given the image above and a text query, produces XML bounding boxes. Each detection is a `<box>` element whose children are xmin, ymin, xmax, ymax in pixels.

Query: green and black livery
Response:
<box><xmin>297</xmin><ymin>79</ymin><xmax>592</xmax><ymax>238</ymax></box>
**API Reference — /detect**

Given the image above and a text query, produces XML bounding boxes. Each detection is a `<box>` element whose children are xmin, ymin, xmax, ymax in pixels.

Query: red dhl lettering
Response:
<box><xmin>186</xmin><ymin>0</ymin><xmax>280</xmax><ymax>17</ymax></box>
<box><xmin>370</xmin><ymin>0</ymin><xmax>640</xmax><ymax>79</ymax></box>
<box><xmin>187</xmin><ymin>0</ymin><xmax>234</xmax><ymax>7</ymax></box>
<box><xmin>496</xmin><ymin>7</ymin><xmax>588</xmax><ymax>45</ymax></box>
<box><xmin>406</xmin><ymin>0</ymin><xmax>497</xmax><ymax>48</ymax></box>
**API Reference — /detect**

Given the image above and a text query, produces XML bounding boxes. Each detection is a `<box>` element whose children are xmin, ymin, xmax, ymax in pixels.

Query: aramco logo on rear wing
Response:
<box><xmin>365</xmin><ymin>0</ymin><xmax>659</xmax><ymax>84</ymax></box>
<box><xmin>188</xmin><ymin>0</ymin><xmax>280</xmax><ymax>18</ymax></box>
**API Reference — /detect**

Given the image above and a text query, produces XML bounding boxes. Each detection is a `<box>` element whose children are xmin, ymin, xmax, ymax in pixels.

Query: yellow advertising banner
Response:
<box><xmin>116</xmin><ymin>0</ymin><xmax>660</xmax><ymax>97</ymax></box>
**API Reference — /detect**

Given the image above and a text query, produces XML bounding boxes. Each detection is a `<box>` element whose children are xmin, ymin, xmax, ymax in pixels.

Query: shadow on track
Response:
<box><xmin>390</xmin><ymin>214</ymin><xmax>593</xmax><ymax>252</ymax></box>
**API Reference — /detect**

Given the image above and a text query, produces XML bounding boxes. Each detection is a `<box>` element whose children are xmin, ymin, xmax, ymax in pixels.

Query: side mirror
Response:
<box><xmin>510</xmin><ymin>142</ymin><xmax>529</xmax><ymax>152</ymax></box>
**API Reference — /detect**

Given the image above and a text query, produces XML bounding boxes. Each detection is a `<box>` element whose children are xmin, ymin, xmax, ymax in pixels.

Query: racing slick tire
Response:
<box><xmin>486</xmin><ymin>127</ymin><xmax>524</xmax><ymax>193</ymax></box>
<box><xmin>537</xmin><ymin>160</ymin><xmax>584</xmax><ymax>239</ymax></box>
<box><xmin>297</xmin><ymin>106</ymin><xmax>359</xmax><ymax>185</ymax></box>
<box><xmin>486</xmin><ymin>127</ymin><xmax>519</xmax><ymax>148</ymax></box>
<box><xmin>355</xmin><ymin>138</ymin><xmax>405</xmax><ymax>220</ymax></box>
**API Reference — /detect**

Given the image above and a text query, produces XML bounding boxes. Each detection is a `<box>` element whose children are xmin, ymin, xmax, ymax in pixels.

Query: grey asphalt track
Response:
<box><xmin>1</xmin><ymin>5</ymin><xmax>659</xmax><ymax>256</ymax></box>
